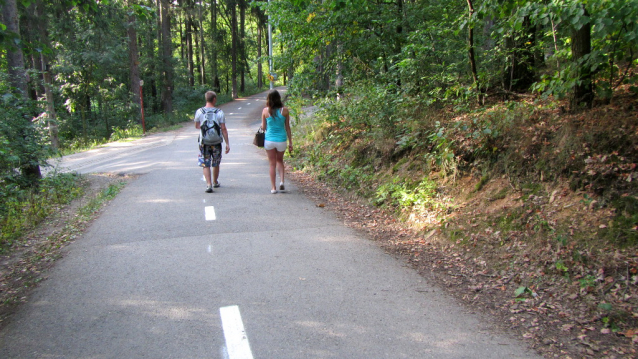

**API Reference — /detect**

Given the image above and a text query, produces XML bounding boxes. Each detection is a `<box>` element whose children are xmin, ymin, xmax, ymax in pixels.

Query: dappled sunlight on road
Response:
<box><xmin>116</xmin><ymin>298</ymin><xmax>216</xmax><ymax>322</ymax></box>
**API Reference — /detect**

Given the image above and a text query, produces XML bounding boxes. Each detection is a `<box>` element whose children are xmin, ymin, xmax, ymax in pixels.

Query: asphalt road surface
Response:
<box><xmin>0</xmin><ymin>88</ymin><xmax>543</xmax><ymax>359</ymax></box>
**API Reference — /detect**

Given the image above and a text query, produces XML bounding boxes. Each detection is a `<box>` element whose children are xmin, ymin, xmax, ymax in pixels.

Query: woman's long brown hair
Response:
<box><xmin>266</xmin><ymin>90</ymin><xmax>283</xmax><ymax>118</ymax></box>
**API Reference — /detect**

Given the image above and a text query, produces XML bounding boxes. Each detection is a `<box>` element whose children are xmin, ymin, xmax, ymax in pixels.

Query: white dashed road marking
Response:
<box><xmin>205</xmin><ymin>206</ymin><xmax>216</xmax><ymax>221</ymax></box>
<box><xmin>220</xmin><ymin>306</ymin><xmax>254</xmax><ymax>359</ymax></box>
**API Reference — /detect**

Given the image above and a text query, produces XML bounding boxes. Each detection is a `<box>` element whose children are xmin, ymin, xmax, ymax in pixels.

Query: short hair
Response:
<box><xmin>205</xmin><ymin>91</ymin><xmax>217</xmax><ymax>103</ymax></box>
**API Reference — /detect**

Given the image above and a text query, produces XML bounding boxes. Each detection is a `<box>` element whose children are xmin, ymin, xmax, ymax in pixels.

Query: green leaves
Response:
<box><xmin>514</xmin><ymin>286</ymin><xmax>537</xmax><ymax>302</ymax></box>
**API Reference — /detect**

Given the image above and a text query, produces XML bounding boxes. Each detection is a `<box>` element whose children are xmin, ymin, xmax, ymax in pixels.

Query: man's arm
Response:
<box><xmin>221</xmin><ymin>123</ymin><xmax>230</xmax><ymax>154</ymax></box>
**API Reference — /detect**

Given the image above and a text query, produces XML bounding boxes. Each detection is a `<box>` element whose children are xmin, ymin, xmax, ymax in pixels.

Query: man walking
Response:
<box><xmin>195</xmin><ymin>91</ymin><xmax>230</xmax><ymax>193</ymax></box>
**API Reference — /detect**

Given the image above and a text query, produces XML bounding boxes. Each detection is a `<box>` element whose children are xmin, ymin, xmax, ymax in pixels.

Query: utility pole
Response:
<box><xmin>268</xmin><ymin>0</ymin><xmax>274</xmax><ymax>89</ymax></box>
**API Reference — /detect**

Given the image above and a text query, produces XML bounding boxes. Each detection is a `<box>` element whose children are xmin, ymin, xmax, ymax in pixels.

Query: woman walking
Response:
<box><xmin>261</xmin><ymin>90</ymin><xmax>292</xmax><ymax>193</ymax></box>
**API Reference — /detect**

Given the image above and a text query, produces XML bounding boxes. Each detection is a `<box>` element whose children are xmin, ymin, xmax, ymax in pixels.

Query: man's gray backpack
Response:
<box><xmin>199</xmin><ymin>108</ymin><xmax>223</xmax><ymax>145</ymax></box>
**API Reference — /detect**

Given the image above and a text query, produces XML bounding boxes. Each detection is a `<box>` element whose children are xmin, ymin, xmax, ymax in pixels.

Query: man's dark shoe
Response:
<box><xmin>213</xmin><ymin>182</ymin><xmax>221</xmax><ymax>188</ymax></box>
<box><xmin>205</xmin><ymin>186</ymin><xmax>213</xmax><ymax>193</ymax></box>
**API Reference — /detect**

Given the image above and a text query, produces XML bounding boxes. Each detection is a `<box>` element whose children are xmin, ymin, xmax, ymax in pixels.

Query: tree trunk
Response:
<box><xmin>193</xmin><ymin>20</ymin><xmax>201</xmax><ymax>85</ymax></box>
<box><xmin>160</xmin><ymin>0</ymin><xmax>173</xmax><ymax>113</ymax></box>
<box><xmin>186</xmin><ymin>2</ymin><xmax>195</xmax><ymax>87</ymax></box>
<box><xmin>466</xmin><ymin>0</ymin><xmax>481</xmax><ymax>103</ymax></box>
<box><xmin>2</xmin><ymin>0</ymin><xmax>28</xmax><ymax>95</ymax></box>
<box><xmin>178</xmin><ymin>10</ymin><xmax>184</xmax><ymax>60</ymax></box>
<box><xmin>197</xmin><ymin>1</ymin><xmax>206</xmax><ymax>85</ymax></box>
<box><xmin>257</xmin><ymin>24</ymin><xmax>263</xmax><ymax>89</ymax></box>
<box><xmin>239</xmin><ymin>0</ymin><xmax>245</xmax><ymax>92</ymax></box>
<box><xmin>30</xmin><ymin>54</ymin><xmax>45</xmax><ymax>98</ymax></box>
<box><xmin>34</xmin><ymin>0</ymin><xmax>59</xmax><ymax>150</ymax></box>
<box><xmin>148</xmin><ymin>6</ymin><xmax>160</xmax><ymax>113</ymax></box>
<box><xmin>503</xmin><ymin>16</ymin><xmax>536</xmax><ymax>92</ymax></box>
<box><xmin>127</xmin><ymin>1</ymin><xmax>141</xmax><ymax>112</ymax></box>
<box><xmin>230</xmin><ymin>0</ymin><xmax>238</xmax><ymax>98</ymax></box>
<box><xmin>210</xmin><ymin>0</ymin><xmax>220</xmax><ymax>92</ymax></box>
<box><xmin>570</xmin><ymin>4</ymin><xmax>593</xmax><ymax>109</ymax></box>
<box><xmin>2</xmin><ymin>0</ymin><xmax>41</xmax><ymax>182</ymax></box>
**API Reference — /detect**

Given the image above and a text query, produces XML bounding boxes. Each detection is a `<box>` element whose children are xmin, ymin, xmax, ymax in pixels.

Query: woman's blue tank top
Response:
<box><xmin>265</xmin><ymin>108</ymin><xmax>287</xmax><ymax>142</ymax></box>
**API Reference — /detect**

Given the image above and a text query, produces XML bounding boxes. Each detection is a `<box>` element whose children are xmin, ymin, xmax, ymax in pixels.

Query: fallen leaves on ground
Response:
<box><xmin>289</xmin><ymin>170</ymin><xmax>638</xmax><ymax>359</ymax></box>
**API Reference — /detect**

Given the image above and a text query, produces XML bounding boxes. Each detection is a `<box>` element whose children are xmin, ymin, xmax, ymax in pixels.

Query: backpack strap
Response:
<box><xmin>200</xmin><ymin>107</ymin><xmax>219</xmax><ymax>127</ymax></box>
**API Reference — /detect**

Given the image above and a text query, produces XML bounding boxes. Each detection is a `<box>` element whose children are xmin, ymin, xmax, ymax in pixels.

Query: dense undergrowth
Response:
<box><xmin>288</xmin><ymin>84</ymin><xmax>638</xmax><ymax>355</ymax></box>
<box><xmin>290</xmin><ymin>84</ymin><xmax>638</xmax><ymax>246</ymax></box>
<box><xmin>0</xmin><ymin>172</ymin><xmax>86</xmax><ymax>253</ymax></box>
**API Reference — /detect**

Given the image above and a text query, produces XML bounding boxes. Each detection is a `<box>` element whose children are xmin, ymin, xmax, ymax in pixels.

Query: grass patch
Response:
<box><xmin>0</xmin><ymin>173</ymin><xmax>86</xmax><ymax>253</ymax></box>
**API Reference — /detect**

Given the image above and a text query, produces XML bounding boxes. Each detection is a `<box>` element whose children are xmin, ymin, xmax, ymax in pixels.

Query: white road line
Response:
<box><xmin>220</xmin><ymin>306</ymin><xmax>254</xmax><ymax>359</ymax></box>
<box><xmin>205</xmin><ymin>206</ymin><xmax>216</xmax><ymax>221</ymax></box>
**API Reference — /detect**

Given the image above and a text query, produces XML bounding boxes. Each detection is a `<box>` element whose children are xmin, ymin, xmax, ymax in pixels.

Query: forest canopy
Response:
<box><xmin>0</xmin><ymin>0</ymin><xmax>636</xmax><ymax>186</ymax></box>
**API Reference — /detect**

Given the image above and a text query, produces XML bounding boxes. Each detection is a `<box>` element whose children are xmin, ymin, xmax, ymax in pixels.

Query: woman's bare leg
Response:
<box><xmin>276</xmin><ymin>150</ymin><xmax>285</xmax><ymax>187</ymax></box>
<box><xmin>266</xmin><ymin>148</ymin><xmax>278</xmax><ymax>191</ymax></box>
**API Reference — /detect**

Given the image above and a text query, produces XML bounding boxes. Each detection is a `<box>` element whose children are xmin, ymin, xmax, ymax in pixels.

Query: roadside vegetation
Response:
<box><xmin>0</xmin><ymin>173</ymin><xmax>127</xmax><ymax>325</ymax></box>
<box><xmin>289</xmin><ymin>85</ymin><xmax>637</xmax><ymax>358</ymax></box>
<box><xmin>276</xmin><ymin>0</ymin><xmax>638</xmax><ymax>357</ymax></box>
<box><xmin>0</xmin><ymin>0</ymin><xmax>270</xmax><ymax>256</ymax></box>
<box><xmin>1</xmin><ymin>0</ymin><xmax>638</xmax><ymax>357</ymax></box>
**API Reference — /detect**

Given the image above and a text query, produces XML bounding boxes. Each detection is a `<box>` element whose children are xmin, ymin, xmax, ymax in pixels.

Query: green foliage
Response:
<box><xmin>579</xmin><ymin>275</ymin><xmax>597</xmax><ymax>289</ymax></box>
<box><xmin>270</xmin><ymin>0</ymin><xmax>637</xmax><ymax>108</ymax></box>
<box><xmin>375</xmin><ymin>177</ymin><xmax>441</xmax><ymax>212</ymax></box>
<box><xmin>78</xmin><ymin>181</ymin><xmax>124</xmax><ymax>217</ymax></box>
<box><xmin>475</xmin><ymin>175</ymin><xmax>489</xmax><ymax>192</ymax></box>
<box><xmin>109</xmin><ymin>124</ymin><xmax>143</xmax><ymax>142</ymax></box>
<box><xmin>0</xmin><ymin>173</ymin><xmax>85</xmax><ymax>252</ymax></box>
<box><xmin>603</xmin><ymin>195</ymin><xmax>638</xmax><ymax>246</ymax></box>
<box><xmin>514</xmin><ymin>286</ymin><xmax>535</xmax><ymax>298</ymax></box>
<box><xmin>0</xmin><ymin>90</ymin><xmax>53</xmax><ymax>187</ymax></box>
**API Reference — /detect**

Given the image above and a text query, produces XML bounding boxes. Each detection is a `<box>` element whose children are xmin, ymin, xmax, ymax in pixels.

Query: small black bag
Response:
<box><xmin>253</xmin><ymin>127</ymin><xmax>265</xmax><ymax>147</ymax></box>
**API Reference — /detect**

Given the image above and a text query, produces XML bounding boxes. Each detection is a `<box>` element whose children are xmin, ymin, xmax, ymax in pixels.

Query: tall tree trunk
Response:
<box><xmin>197</xmin><ymin>1</ymin><xmax>206</xmax><ymax>85</ymax></box>
<box><xmin>2</xmin><ymin>0</ymin><xmax>41</xmax><ymax>181</ymax></box>
<box><xmin>466</xmin><ymin>0</ymin><xmax>481</xmax><ymax>103</ymax></box>
<box><xmin>570</xmin><ymin>4</ymin><xmax>593</xmax><ymax>109</ymax></box>
<box><xmin>160</xmin><ymin>0</ymin><xmax>173</xmax><ymax>113</ymax></box>
<box><xmin>193</xmin><ymin>20</ymin><xmax>201</xmax><ymax>85</ymax></box>
<box><xmin>30</xmin><ymin>54</ymin><xmax>44</xmax><ymax>98</ymax></box>
<box><xmin>504</xmin><ymin>16</ymin><xmax>536</xmax><ymax>92</ymax></box>
<box><xmin>185</xmin><ymin>2</ymin><xmax>195</xmax><ymax>87</ymax></box>
<box><xmin>257</xmin><ymin>24</ymin><xmax>263</xmax><ymax>89</ymax></box>
<box><xmin>152</xmin><ymin>0</ymin><xmax>161</xmax><ymax>112</ymax></box>
<box><xmin>239</xmin><ymin>0</ymin><xmax>245</xmax><ymax>92</ymax></box>
<box><xmin>178</xmin><ymin>10</ymin><xmax>185</xmax><ymax>60</ymax></box>
<box><xmin>230</xmin><ymin>0</ymin><xmax>238</xmax><ymax>98</ymax></box>
<box><xmin>127</xmin><ymin>1</ymin><xmax>141</xmax><ymax>114</ymax></box>
<box><xmin>2</xmin><ymin>0</ymin><xmax>28</xmax><ymax>95</ymax></box>
<box><xmin>210</xmin><ymin>0</ymin><xmax>220</xmax><ymax>91</ymax></box>
<box><xmin>33</xmin><ymin>0</ymin><xmax>59</xmax><ymax>150</ymax></box>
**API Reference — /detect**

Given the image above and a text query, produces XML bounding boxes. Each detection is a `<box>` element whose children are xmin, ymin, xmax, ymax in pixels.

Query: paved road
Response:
<box><xmin>0</xmin><ymin>89</ymin><xmax>542</xmax><ymax>358</ymax></box>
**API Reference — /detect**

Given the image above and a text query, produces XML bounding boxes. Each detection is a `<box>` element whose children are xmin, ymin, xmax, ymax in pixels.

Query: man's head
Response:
<box><xmin>205</xmin><ymin>91</ymin><xmax>217</xmax><ymax>104</ymax></box>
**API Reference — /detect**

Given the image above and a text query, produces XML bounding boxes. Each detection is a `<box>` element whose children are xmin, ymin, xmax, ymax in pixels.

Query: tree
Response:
<box><xmin>229</xmin><ymin>0</ymin><xmax>238</xmax><ymax>98</ymax></box>
<box><xmin>503</xmin><ymin>16</ymin><xmax>538</xmax><ymax>92</ymax></box>
<box><xmin>570</xmin><ymin>3</ymin><xmax>593</xmax><ymax>109</ymax></box>
<box><xmin>160</xmin><ymin>0</ymin><xmax>173</xmax><ymax>113</ymax></box>
<box><xmin>466</xmin><ymin>0</ymin><xmax>481</xmax><ymax>102</ymax></box>
<box><xmin>1</xmin><ymin>0</ymin><xmax>28</xmax><ymax>95</ymax></box>
<box><xmin>197</xmin><ymin>0</ymin><xmax>206</xmax><ymax>84</ymax></box>
<box><xmin>1</xmin><ymin>0</ymin><xmax>42</xmax><ymax>183</ymax></box>
<box><xmin>28</xmin><ymin>0</ymin><xmax>59</xmax><ymax>150</ymax></box>
<box><xmin>127</xmin><ymin>0</ymin><xmax>142</xmax><ymax>115</ymax></box>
